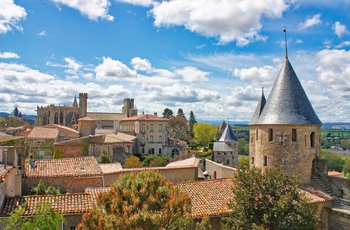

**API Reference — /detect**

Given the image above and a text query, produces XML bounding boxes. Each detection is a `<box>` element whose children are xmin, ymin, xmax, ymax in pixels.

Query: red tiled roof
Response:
<box><xmin>177</xmin><ymin>179</ymin><xmax>234</xmax><ymax>218</ymax></box>
<box><xmin>43</xmin><ymin>124</ymin><xmax>79</xmax><ymax>135</ymax></box>
<box><xmin>303</xmin><ymin>186</ymin><xmax>334</xmax><ymax>203</ymax></box>
<box><xmin>24</xmin><ymin>156</ymin><xmax>103</xmax><ymax>178</ymax></box>
<box><xmin>85</xmin><ymin>187</ymin><xmax>110</xmax><ymax>205</ymax></box>
<box><xmin>328</xmin><ymin>171</ymin><xmax>344</xmax><ymax>177</ymax></box>
<box><xmin>0</xmin><ymin>193</ymin><xmax>92</xmax><ymax>216</ymax></box>
<box><xmin>26</xmin><ymin>127</ymin><xmax>59</xmax><ymax>139</ymax></box>
<box><xmin>120</xmin><ymin>114</ymin><xmax>168</xmax><ymax>122</ymax></box>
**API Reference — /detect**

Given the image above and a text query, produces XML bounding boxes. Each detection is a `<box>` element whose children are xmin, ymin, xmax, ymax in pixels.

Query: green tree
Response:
<box><xmin>162</xmin><ymin>108</ymin><xmax>174</xmax><ymax>118</ymax></box>
<box><xmin>168</xmin><ymin>116</ymin><xmax>189</xmax><ymax>141</ymax></box>
<box><xmin>343</xmin><ymin>159</ymin><xmax>350</xmax><ymax>177</ymax></box>
<box><xmin>340</xmin><ymin>139</ymin><xmax>350</xmax><ymax>150</ymax></box>
<box><xmin>79</xmin><ymin>170</ymin><xmax>192</xmax><ymax>230</ymax></box>
<box><xmin>321</xmin><ymin>150</ymin><xmax>345</xmax><ymax>172</ymax></box>
<box><xmin>238</xmin><ymin>138</ymin><xmax>248</xmax><ymax>155</ymax></box>
<box><xmin>193</xmin><ymin>123</ymin><xmax>217</xmax><ymax>148</ymax></box>
<box><xmin>188</xmin><ymin>111</ymin><xmax>197</xmax><ymax>139</ymax></box>
<box><xmin>177</xmin><ymin>108</ymin><xmax>185</xmax><ymax>117</ymax></box>
<box><xmin>3</xmin><ymin>202</ymin><xmax>64</xmax><ymax>230</ymax></box>
<box><xmin>144</xmin><ymin>155</ymin><xmax>170</xmax><ymax>167</ymax></box>
<box><xmin>124</xmin><ymin>156</ymin><xmax>144</xmax><ymax>168</ymax></box>
<box><xmin>238</xmin><ymin>156</ymin><xmax>249</xmax><ymax>169</ymax></box>
<box><xmin>222</xmin><ymin>166</ymin><xmax>317</xmax><ymax>230</ymax></box>
<box><xmin>98</xmin><ymin>151</ymin><xmax>111</xmax><ymax>163</ymax></box>
<box><xmin>31</xmin><ymin>180</ymin><xmax>61</xmax><ymax>195</ymax></box>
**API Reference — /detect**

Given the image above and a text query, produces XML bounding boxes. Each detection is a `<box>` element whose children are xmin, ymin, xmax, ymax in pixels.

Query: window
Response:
<box><xmin>151</xmin><ymin>148</ymin><xmax>155</xmax><ymax>154</ymax></box>
<box><xmin>150</xmin><ymin>124</ymin><xmax>154</xmax><ymax>132</ymax></box>
<box><xmin>141</xmin><ymin>124</ymin><xmax>146</xmax><ymax>132</ymax></box>
<box><xmin>252</xmin><ymin>157</ymin><xmax>255</xmax><ymax>165</ymax></box>
<box><xmin>54</xmin><ymin>113</ymin><xmax>58</xmax><ymax>124</ymax></box>
<box><xmin>159</xmin><ymin>135</ymin><xmax>162</xmax><ymax>142</ymax></box>
<box><xmin>150</xmin><ymin>135</ymin><xmax>154</xmax><ymax>142</ymax></box>
<box><xmin>159</xmin><ymin>148</ymin><xmax>162</xmax><ymax>154</ymax></box>
<box><xmin>158</xmin><ymin>124</ymin><xmax>162</xmax><ymax>132</ymax></box>
<box><xmin>227</xmin><ymin>159</ymin><xmax>230</xmax><ymax>165</ymax></box>
<box><xmin>38</xmin><ymin>150</ymin><xmax>44</xmax><ymax>159</ymax></box>
<box><xmin>89</xmin><ymin>145</ymin><xmax>96</xmax><ymax>155</ymax></box>
<box><xmin>70</xmin><ymin>227</ymin><xmax>77</xmax><ymax>230</ymax></box>
<box><xmin>310</xmin><ymin>132</ymin><xmax>315</xmax><ymax>148</ymax></box>
<box><xmin>142</xmin><ymin>148</ymin><xmax>145</xmax><ymax>154</ymax></box>
<box><xmin>292</xmin><ymin>129</ymin><xmax>297</xmax><ymax>142</ymax></box>
<box><xmin>268</xmin><ymin>128</ymin><xmax>273</xmax><ymax>141</ymax></box>
<box><xmin>263</xmin><ymin>156</ymin><xmax>268</xmax><ymax>166</ymax></box>
<box><xmin>142</xmin><ymin>135</ymin><xmax>145</xmax><ymax>143</ymax></box>
<box><xmin>256</xmin><ymin>128</ymin><xmax>259</xmax><ymax>140</ymax></box>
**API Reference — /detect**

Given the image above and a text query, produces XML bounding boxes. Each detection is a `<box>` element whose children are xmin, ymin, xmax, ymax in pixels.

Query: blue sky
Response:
<box><xmin>1</xmin><ymin>0</ymin><xmax>350</xmax><ymax>122</ymax></box>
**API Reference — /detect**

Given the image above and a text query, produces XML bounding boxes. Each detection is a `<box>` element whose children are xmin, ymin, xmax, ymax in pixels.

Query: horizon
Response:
<box><xmin>1</xmin><ymin>0</ymin><xmax>350</xmax><ymax>123</ymax></box>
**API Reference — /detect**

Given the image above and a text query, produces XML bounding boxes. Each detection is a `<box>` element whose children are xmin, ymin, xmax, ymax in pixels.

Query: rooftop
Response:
<box><xmin>26</xmin><ymin>127</ymin><xmax>59</xmax><ymax>139</ymax></box>
<box><xmin>24</xmin><ymin>156</ymin><xmax>103</xmax><ymax>178</ymax></box>
<box><xmin>0</xmin><ymin>193</ymin><xmax>92</xmax><ymax>216</ymax></box>
<box><xmin>104</xmin><ymin>132</ymin><xmax>136</xmax><ymax>144</ymax></box>
<box><xmin>120</xmin><ymin>114</ymin><xmax>168</xmax><ymax>122</ymax></box>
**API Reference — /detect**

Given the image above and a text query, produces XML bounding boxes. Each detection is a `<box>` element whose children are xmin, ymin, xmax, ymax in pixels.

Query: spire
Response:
<box><xmin>253</xmin><ymin>58</ymin><xmax>322</xmax><ymax>125</ymax></box>
<box><xmin>283</xmin><ymin>27</ymin><xmax>288</xmax><ymax>58</ymax></box>
<box><xmin>249</xmin><ymin>87</ymin><xmax>266</xmax><ymax>125</ymax></box>
<box><xmin>218</xmin><ymin>124</ymin><xmax>238</xmax><ymax>142</ymax></box>
<box><xmin>73</xmin><ymin>95</ymin><xmax>78</xmax><ymax>108</ymax></box>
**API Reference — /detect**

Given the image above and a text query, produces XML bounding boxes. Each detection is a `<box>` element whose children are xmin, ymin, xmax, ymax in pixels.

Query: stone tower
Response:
<box><xmin>78</xmin><ymin>93</ymin><xmax>88</xmax><ymax>118</ymax></box>
<box><xmin>122</xmin><ymin>98</ymin><xmax>138</xmax><ymax>117</ymax></box>
<box><xmin>249</xmin><ymin>56</ymin><xmax>322</xmax><ymax>184</ymax></box>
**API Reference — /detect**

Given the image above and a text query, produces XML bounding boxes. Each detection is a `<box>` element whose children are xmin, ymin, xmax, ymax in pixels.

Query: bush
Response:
<box><xmin>143</xmin><ymin>155</ymin><xmax>170</xmax><ymax>166</ymax></box>
<box><xmin>124</xmin><ymin>156</ymin><xmax>144</xmax><ymax>168</ymax></box>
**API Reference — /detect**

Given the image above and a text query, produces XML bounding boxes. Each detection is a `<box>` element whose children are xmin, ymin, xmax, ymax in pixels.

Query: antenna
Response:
<box><xmin>283</xmin><ymin>27</ymin><xmax>288</xmax><ymax>58</ymax></box>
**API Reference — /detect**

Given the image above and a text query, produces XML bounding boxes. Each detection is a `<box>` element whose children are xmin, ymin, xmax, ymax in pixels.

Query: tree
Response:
<box><xmin>321</xmin><ymin>150</ymin><xmax>345</xmax><ymax>172</ymax></box>
<box><xmin>31</xmin><ymin>180</ymin><xmax>61</xmax><ymax>195</ymax></box>
<box><xmin>222</xmin><ymin>166</ymin><xmax>317</xmax><ymax>230</ymax></box>
<box><xmin>188</xmin><ymin>111</ymin><xmax>197</xmax><ymax>138</ymax></box>
<box><xmin>79</xmin><ymin>170</ymin><xmax>192</xmax><ymax>230</ymax></box>
<box><xmin>238</xmin><ymin>156</ymin><xmax>249</xmax><ymax>169</ymax></box>
<box><xmin>3</xmin><ymin>202</ymin><xmax>64</xmax><ymax>230</ymax></box>
<box><xmin>168</xmin><ymin>116</ymin><xmax>189</xmax><ymax>141</ymax></box>
<box><xmin>177</xmin><ymin>108</ymin><xmax>185</xmax><ymax>117</ymax></box>
<box><xmin>124</xmin><ymin>156</ymin><xmax>144</xmax><ymax>168</ymax></box>
<box><xmin>238</xmin><ymin>138</ymin><xmax>248</xmax><ymax>155</ymax></box>
<box><xmin>162</xmin><ymin>108</ymin><xmax>174</xmax><ymax>118</ymax></box>
<box><xmin>343</xmin><ymin>159</ymin><xmax>350</xmax><ymax>178</ymax></box>
<box><xmin>193</xmin><ymin>123</ymin><xmax>217</xmax><ymax>148</ymax></box>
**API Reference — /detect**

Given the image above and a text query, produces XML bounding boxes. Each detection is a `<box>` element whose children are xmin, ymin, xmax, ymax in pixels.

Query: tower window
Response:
<box><xmin>252</xmin><ymin>157</ymin><xmax>254</xmax><ymax>165</ymax></box>
<box><xmin>256</xmin><ymin>128</ymin><xmax>259</xmax><ymax>141</ymax></box>
<box><xmin>310</xmin><ymin>132</ymin><xmax>315</xmax><ymax>148</ymax></box>
<box><xmin>292</xmin><ymin>129</ymin><xmax>297</xmax><ymax>142</ymax></box>
<box><xmin>268</xmin><ymin>129</ymin><xmax>273</xmax><ymax>141</ymax></box>
<box><xmin>263</xmin><ymin>156</ymin><xmax>268</xmax><ymax>166</ymax></box>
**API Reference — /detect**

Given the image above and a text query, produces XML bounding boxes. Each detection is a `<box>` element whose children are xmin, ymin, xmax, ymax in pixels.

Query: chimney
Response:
<box><xmin>154</xmin><ymin>112</ymin><xmax>157</xmax><ymax>117</ymax></box>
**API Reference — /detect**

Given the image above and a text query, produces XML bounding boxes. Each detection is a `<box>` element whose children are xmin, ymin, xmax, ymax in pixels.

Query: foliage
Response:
<box><xmin>162</xmin><ymin>108</ymin><xmax>174</xmax><ymax>118</ymax></box>
<box><xmin>321</xmin><ymin>150</ymin><xmax>345</xmax><ymax>172</ymax></box>
<box><xmin>168</xmin><ymin>116</ymin><xmax>189</xmax><ymax>141</ymax></box>
<box><xmin>177</xmin><ymin>108</ymin><xmax>185</xmax><ymax>117</ymax></box>
<box><xmin>79</xmin><ymin>170</ymin><xmax>192</xmax><ymax>230</ymax></box>
<box><xmin>238</xmin><ymin>138</ymin><xmax>249</xmax><ymax>155</ymax></box>
<box><xmin>188</xmin><ymin>111</ymin><xmax>197</xmax><ymax>139</ymax></box>
<box><xmin>340</xmin><ymin>139</ymin><xmax>350</xmax><ymax>150</ymax></box>
<box><xmin>144</xmin><ymin>155</ymin><xmax>170</xmax><ymax>167</ymax></box>
<box><xmin>31</xmin><ymin>180</ymin><xmax>61</xmax><ymax>195</ymax></box>
<box><xmin>3</xmin><ymin>202</ymin><xmax>64</xmax><ymax>230</ymax></box>
<box><xmin>198</xmin><ymin>149</ymin><xmax>212</xmax><ymax>157</ymax></box>
<box><xmin>98</xmin><ymin>151</ymin><xmax>111</xmax><ymax>163</ymax></box>
<box><xmin>238</xmin><ymin>156</ymin><xmax>249</xmax><ymax>169</ymax></box>
<box><xmin>193</xmin><ymin>123</ymin><xmax>217</xmax><ymax>148</ymax></box>
<box><xmin>52</xmin><ymin>147</ymin><xmax>64</xmax><ymax>159</ymax></box>
<box><xmin>195</xmin><ymin>216</ymin><xmax>212</xmax><ymax>230</ymax></box>
<box><xmin>124</xmin><ymin>156</ymin><xmax>144</xmax><ymax>168</ymax></box>
<box><xmin>343</xmin><ymin>159</ymin><xmax>350</xmax><ymax>176</ymax></box>
<box><xmin>222</xmin><ymin>166</ymin><xmax>317</xmax><ymax>230</ymax></box>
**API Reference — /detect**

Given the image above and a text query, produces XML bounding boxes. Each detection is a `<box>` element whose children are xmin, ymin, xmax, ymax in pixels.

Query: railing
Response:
<box><xmin>334</xmin><ymin>198</ymin><xmax>350</xmax><ymax>210</ymax></box>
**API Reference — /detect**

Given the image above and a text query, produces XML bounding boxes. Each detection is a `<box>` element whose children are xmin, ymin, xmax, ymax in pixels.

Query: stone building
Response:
<box><xmin>249</xmin><ymin>54</ymin><xmax>322</xmax><ymax>184</ymax></box>
<box><xmin>119</xmin><ymin>113</ymin><xmax>185</xmax><ymax>156</ymax></box>
<box><xmin>212</xmin><ymin>124</ymin><xmax>238</xmax><ymax>167</ymax></box>
<box><xmin>35</xmin><ymin>94</ymin><xmax>137</xmax><ymax>130</ymax></box>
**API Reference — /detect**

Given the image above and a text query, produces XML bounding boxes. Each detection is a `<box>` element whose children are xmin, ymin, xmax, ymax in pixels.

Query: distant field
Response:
<box><xmin>322</xmin><ymin>129</ymin><xmax>350</xmax><ymax>138</ymax></box>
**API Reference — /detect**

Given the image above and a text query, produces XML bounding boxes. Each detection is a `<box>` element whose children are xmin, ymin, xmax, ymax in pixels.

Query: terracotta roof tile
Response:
<box><xmin>24</xmin><ymin>156</ymin><xmax>103</xmax><ymax>178</ymax></box>
<box><xmin>177</xmin><ymin>179</ymin><xmax>234</xmax><ymax>218</ymax></box>
<box><xmin>43</xmin><ymin>124</ymin><xmax>79</xmax><ymax>135</ymax></box>
<box><xmin>0</xmin><ymin>193</ymin><xmax>92</xmax><ymax>216</ymax></box>
<box><xmin>85</xmin><ymin>187</ymin><xmax>110</xmax><ymax>205</ymax></box>
<box><xmin>26</xmin><ymin>127</ymin><xmax>59</xmax><ymax>139</ymax></box>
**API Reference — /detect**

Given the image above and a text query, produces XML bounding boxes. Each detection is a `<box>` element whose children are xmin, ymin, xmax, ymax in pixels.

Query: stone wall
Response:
<box><xmin>54</xmin><ymin>144</ymin><xmax>83</xmax><ymax>158</ymax></box>
<box><xmin>326</xmin><ymin>176</ymin><xmax>350</xmax><ymax>200</ymax></box>
<box><xmin>322</xmin><ymin>207</ymin><xmax>350</xmax><ymax>230</ymax></box>
<box><xmin>22</xmin><ymin>176</ymin><xmax>103</xmax><ymax>195</ymax></box>
<box><xmin>249</xmin><ymin>124</ymin><xmax>321</xmax><ymax>184</ymax></box>
<box><xmin>205</xmin><ymin>159</ymin><xmax>236</xmax><ymax>179</ymax></box>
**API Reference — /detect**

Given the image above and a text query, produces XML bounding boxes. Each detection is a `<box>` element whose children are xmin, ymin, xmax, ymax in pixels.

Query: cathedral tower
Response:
<box><xmin>249</xmin><ymin>56</ymin><xmax>322</xmax><ymax>184</ymax></box>
<box><xmin>78</xmin><ymin>93</ymin><xmax>88</xmax><ymax>118</ymax></box>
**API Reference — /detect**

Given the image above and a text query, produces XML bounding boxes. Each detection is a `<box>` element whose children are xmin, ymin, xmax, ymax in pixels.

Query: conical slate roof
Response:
<box><xmin>218</xmin><ymin>124</ymin><xmax>238</xmax><ymax>142</ymax></box>
<box><xmin>249</xmin><ymin>89</ymin><xmax>266</xmax><ymax>124</ymax></box>
<box><xmin>251</xmin><ymin>57</ymin><xmax>322</xmax><ymax>125</ymax></box>
<box><xmin>73</xmin><ymin>95</ymin><xmax>78</xmax><ymax>108</ymax></box>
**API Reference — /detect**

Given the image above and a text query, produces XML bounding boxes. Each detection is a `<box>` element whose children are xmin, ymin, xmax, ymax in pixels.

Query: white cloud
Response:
<box><xmin>131</xmin><ymin>57</ymin><xmax>152</xmax><ymax>72</ymax></box>
<box><xmin>38</xmin><ymin>31</ymin><xmax>47</xmax><ymax>36</ymax></box>
<box><xmin>116</xmin><ymin>0</ymin><xmax>153</xmax><ymax>7</ymax></box>
<box><xmin>95</xmin><ymin>57</ymin><xmax>137</xmax><ymax>81</ymax></box>
<box><xmin>175</xmin><ymin>66</ymin><xmax>209</xmax><ymax>83</ymax></box>
<box><xmin>233</xmin><ymin>65</ymin><xmax>276</xmax><ymax>86</ymax></box>
<box><xmin>151</xmin><ymin>0</ymin><xmax>288</xmax><ymax>45</ymax></box>
<box><xmin>64</xmin><ymin>57</ymin><xmax>81</xmax><ymax>72</ymax></box>
<box><xmin>0</xmin><ymin>0</ymin><xmax>27</xmax><ymax>34</ymax></box>
<box><xmin>52</xmin><ymin>0</ymin><xmax>114</xmax><ymax>21</ymax></box>
<box><xmin>336</xmin><ymin>41</ymin><xmax>350</xmax><ymax>48</ymax></box>
<box><xmin>299</xmin><ymin>14</ymin><xmax>321</xmax><ymax>29</ymax></box>
<box><xmin>333</xmin><ymin>21</ymin><xmax>348</xmax><ymax>38</ymax></box>
<box><xmin>0</xmin><ymin>52</ymin><xmax>20</xmax><ymax>59</ymax></box>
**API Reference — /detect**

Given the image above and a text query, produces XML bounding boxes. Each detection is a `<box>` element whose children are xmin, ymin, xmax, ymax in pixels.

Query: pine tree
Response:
<box><xmin>189</xmin><ymin>111</ymin><xmax>197</xmax><ymax>138</ymax></box>
<box><xmin>162</xmin><ymin>108</ymin><xmax>174</xmax><ymax>118</ymax></box>
<box><xmin>177</xmin><ymin>108</ymin><xmax>185</xmax><ymax>117</ymax></box>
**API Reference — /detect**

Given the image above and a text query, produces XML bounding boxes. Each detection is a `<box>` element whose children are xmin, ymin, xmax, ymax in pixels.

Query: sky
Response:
<box><xmin>1</xmin><ymin>0</ymin><xmax>350</xmax><ymax>123</ymax></box>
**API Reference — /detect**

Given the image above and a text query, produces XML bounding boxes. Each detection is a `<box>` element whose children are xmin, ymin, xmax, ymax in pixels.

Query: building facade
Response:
<box><xmin>212</xmin><ymin>124</ymin><xmax>238</xmax><ymax>167</ymax></box>
<box><xmin>249</xmin><ymin>55</ymin><xmax>322</xmax><ymax>184</ymax></box>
